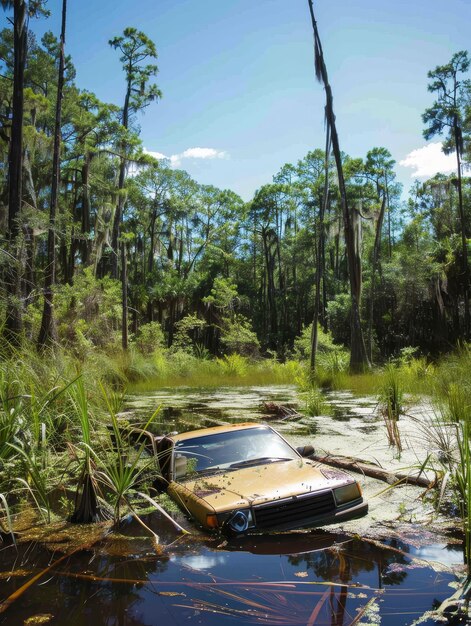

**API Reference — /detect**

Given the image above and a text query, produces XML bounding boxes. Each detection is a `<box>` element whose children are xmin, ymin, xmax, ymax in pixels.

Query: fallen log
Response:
<box><xmin>311</xmin><ymin>453</ymin><xmax>436</xmax><ymax>488</ymax></box>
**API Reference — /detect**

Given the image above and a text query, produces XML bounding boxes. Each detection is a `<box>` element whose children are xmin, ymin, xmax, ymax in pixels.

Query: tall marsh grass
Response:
<box><xmin>128</xmin><ymin>354</ymin><xmax>305</xmax><ymax>391</ymax></box>
<box><xmin>430</xmin><ymin>383</ymin><xmax>471</xmax><ymax>572</ymax></box>
<box><xmin>304</xmin><ymin>388</ymin><xmax>331</xmax><ymax>417</ymax></box>
<box><xmin>378</xmin><ymin>365</ymin><xmax>404</xmax><ymax>452</ymax></box>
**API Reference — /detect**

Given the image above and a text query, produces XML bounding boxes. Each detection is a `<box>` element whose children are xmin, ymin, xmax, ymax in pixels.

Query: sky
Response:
<box><xmin>7</xmin><ymin>0</ymin><xmax>471</xmax><ymax>200</ymax></box>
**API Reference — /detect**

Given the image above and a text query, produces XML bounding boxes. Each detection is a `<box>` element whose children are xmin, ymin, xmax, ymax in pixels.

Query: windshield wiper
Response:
<box><xmin>229</xmin><ymin>457</ymin><xmax>292</xmax><ymax>469</ymax></box>
<box><xmin>194</xmin><ymin>466</ymin><xmax>224</xmax><ymax>476</ymax></box>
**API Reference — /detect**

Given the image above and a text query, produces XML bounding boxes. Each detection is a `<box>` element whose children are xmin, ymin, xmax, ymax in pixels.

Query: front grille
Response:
<box><xmin>253</xmin><ymin>490</ymin><xmax>335</xmax><ymax>529</ymax></box>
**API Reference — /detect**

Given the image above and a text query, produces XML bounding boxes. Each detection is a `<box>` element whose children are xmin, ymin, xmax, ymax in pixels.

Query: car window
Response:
<box><xmin>173</xmin><ymin>427</ymin><xmax>298</xmax><ymax>478</ymax></box>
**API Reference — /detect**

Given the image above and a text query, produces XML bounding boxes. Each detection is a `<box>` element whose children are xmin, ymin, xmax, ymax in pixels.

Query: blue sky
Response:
<box><xmin>9</xmin><ymin>0</ymin><xmax>471</xmax><ymax>200</ymax></box>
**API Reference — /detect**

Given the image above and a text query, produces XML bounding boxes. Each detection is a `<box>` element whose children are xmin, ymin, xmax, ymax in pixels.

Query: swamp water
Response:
<box><xmin>0</xmin><ymin>386</ymin><xmax>466</xmax><ymax>625</ymax></box>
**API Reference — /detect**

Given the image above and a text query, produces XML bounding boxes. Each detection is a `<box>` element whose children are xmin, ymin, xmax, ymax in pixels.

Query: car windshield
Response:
<box><xmin>173</xmin><ymin>426</ymin><xmax>299</xmax><ymax>479</ymax></box>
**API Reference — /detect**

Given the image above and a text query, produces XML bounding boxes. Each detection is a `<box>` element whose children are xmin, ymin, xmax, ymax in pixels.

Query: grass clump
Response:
<box><xmin>294</xmin><ymin>368</ymin><xmax>331</xmax><ymax>417</ymax></box>
<box><xmin>0</xmin><ymin>341</ymin><xmax>166</xmax><ymax>535</ymax></box>
<box><xmin>378</xmin><ymin>364</ymin><xmax>404</xmax><ymax>452</ymax></box>
<box><xmin>304</xmin><ymin>388</ymin><xmax>331</xmax><ymax>417</ymax></box>
<box><xmin>428</xmin><ymin>383</ymin><xmax>471</xmax><ymax>572</ymax></box>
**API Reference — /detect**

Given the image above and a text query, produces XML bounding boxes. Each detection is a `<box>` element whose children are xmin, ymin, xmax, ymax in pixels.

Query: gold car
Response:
<box><xmin>156</xmin><ymin>423</ymin><xmax>367</xmax><ymax>534</ymax></box>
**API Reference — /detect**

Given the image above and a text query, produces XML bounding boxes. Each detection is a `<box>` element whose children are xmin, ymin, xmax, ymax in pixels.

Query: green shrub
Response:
<box><xmin>134</xmin><ymin>322</ymin><xmax>165</xmax><ymax>355</ymax></box>
<box><xmin>220</xmin><ymin>314</ymin><xmax>260</xmax><ymax>356</ymax></box>
<box><xmin>326</xmin><ymin>293</ymin><xmax>351</xmax><ymax>346</ymax></box>
<box><xmin>216</xmin><ymin>354</ymin><xmax>249</xmax><ymax>377</ymax></box>
<box><xmin>293</xmin><ymin>324</ymin><xmax>346</xmax><ymax>361</ymax></box>
<box><xmin>53</xmin><ymin>267</ymin><xmax>122</xmax><ymax>350</ymax></box>
<box><xmin>173</xmin><ymin>314</ymin><xmax>207</xmax><ymax>353</ymax></box>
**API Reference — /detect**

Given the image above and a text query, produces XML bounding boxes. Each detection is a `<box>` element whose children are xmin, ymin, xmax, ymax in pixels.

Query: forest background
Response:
<box><xmin>1</xmin><ymin>0</ymin><xmax>471</xmax><ymax>378</ymax></box>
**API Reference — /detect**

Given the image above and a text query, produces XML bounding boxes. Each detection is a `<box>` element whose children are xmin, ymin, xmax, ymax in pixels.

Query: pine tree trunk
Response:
<box><xmin>311</xmin><ymin>128</ymin><xmax>330</xmax><ymax>370</ymax></box>
<box><xmin>308</xmin><ymin>0</ymin><xmax>369</xmax><ymax>372</ymax></box>
<box><xmin>121</xmin><ymin>242</ymin><xmax>128</xmax><ymax>350</ymax></box>
<box><xmin>81</xmin><ymin>153</ymin><xmax>91</xmax><ymax>265</ymax></box>
<box><xmin>110</xmin><ymin>79</ymin><xmax>131</xmax><ymax>279</ymax></box>
<box><xmin>38</xmin><ymin>0</ymin><xmax>67</xmax><ymax>349</ymax></box>
<box><xmin>368</xmin><ymin>194</ymin><xmax>387</xmax><ymax>362</ymax></box>
<box><xmin>454</xmin><ymin>124</ymin><xmax>470</xmax><ymax>339</ymax></box>
<box><xmin>4</xmin><ymin>0</ymin><xmax>27</xmax><ymax>345</ymax></box>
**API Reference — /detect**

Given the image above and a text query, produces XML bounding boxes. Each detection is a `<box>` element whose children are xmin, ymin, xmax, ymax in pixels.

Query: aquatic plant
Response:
<box><xmin>425</xmin><ymin>384</ymin><xmax>471</xmax><ymax>575</ymax></box>
<box><xmin>68</xmin><ymin>377</ymin><xmax>103</xmax><ymax>523</ymax></box>
<box><xmin>378</xmin><ymin>364</ymin><xmax>404</xmax><ymax>452</ymax></box>
<box><xmin>454</xmin><ymin>420</ymin><xmax>471</xmax><ymax>572</ymax></box>
<box><xmin>91</xmin><ymin>386</ymin><xmax>162</xmax><ymax>525</ymax></box>
<box><xmin>443</xmin><ymin>383</ymin><xmax>471</xmax><ymax>424</ymax></box>
<box><xmin>10</xmin><ymin>444</ymin><xmax>52</xmax><ymax>523</ymax></box>
<box><xmin>304</xmin><ymin>388</ymin><xmax>330</xmax><ymax>417</ymax></box>
<box><xmin>436</xmin><ymin>385</ymin><xmax>471</xmax><ymax>572</ymax></box>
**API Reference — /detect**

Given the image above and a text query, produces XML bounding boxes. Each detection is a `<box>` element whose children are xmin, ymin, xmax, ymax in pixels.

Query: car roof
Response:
<box><xmin>170</xmin><ymin>422</ymin><xmax>267</xmax><ymax>444</ymax></box>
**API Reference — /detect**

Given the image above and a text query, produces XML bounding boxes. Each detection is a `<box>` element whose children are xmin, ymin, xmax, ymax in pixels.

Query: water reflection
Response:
<box><xmin>174</xmin><ymin>553</ymin><xmax>230</xmax><ymax>571</ymax></box>
<box><xmin>0</xmin><ymin>519</ymin><xmax>458</xmax><ymax>626</ymax></box>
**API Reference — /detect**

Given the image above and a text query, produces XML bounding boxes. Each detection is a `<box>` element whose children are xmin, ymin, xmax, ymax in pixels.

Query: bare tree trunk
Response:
<box><xmin>262</xmin><ymin>228</ymin><xmax>278</xmax><ymax>349</ymax></box>
<box><xmin>111</xmin><ymin>78</ymin><xmax>131</xmax><ymax>279</ymax></box>
<box><xmin>307</xmin><ymin>0</ymin><xmax>369</xmax><ymax>371</ymax></box>
<box><xmin>311</xmin><ymin>126</ymin><xmax>330</xmax><ymax>370</ymax></box>
<box><xmin>454</xmin><ymin>123</ymin><xmax>470</xmax><ymax>339</ymax></box>
<box><xmin>38</xmin><ymin>0</ymin><xmax>67</xmax><ymax>349</ymax></box>
<box><xmin>121</xmin><ymin>241</ymin><xmax>128</xmax><ymax>350</ymax></box>
<box><xmin>368</xmin><ymin>194</ymin><xmax>387</xmax><ymax>362</ymax></box>
<box><xmin>81</xmin><ymin>153</ymin><xmax>92</xmax><ymax>265</ymax></box>
<box><xmin>4</xmin><ymin>0</ymin><xmax>28</xmax><ymax>345</ymax></box>
<box><xmin>111</xmin><ymin>158</ymin><xmax>126</xmax><ymax>278</ymax></box>
<box><xmin>320</xmin><ymin>200</ymin><xmax>328</xmax><ymax>331</ymax></box>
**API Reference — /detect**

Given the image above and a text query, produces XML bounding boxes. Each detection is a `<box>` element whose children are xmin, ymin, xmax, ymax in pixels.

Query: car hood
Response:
<box><xmin>176</xmin><ymin>459</ymin><xmax>352</xmax><ymax>513</ymax></box>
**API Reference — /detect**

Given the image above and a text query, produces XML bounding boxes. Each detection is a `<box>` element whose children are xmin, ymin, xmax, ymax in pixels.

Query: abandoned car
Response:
<box><xmin>155</xmin><ymin>423</ymin><xmax>368</xmax><ymax>534</ymax></box>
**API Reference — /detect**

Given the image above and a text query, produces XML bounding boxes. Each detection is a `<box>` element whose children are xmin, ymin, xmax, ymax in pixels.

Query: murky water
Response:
<box><xmin>0</xmin><ymin>513</ymin><xmax>461</xmax><ymax>626</ymax></box>
<box><xmin>0</xmin><ymin>386</ymin><xmax>465</xmax><ymax>625</ymax></box>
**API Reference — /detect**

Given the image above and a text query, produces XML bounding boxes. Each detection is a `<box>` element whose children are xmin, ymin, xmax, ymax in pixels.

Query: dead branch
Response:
<box><xmin>312</xmin><ymin>453</ymin><xmax>436</xmax><ymax>488</ymax></box>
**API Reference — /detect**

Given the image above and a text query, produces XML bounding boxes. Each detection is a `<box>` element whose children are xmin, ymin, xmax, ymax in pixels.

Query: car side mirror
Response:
<box><xmin>297</xmin><ymin>444</ymin><xmax>315</xmax><ymax>458</ymax></box>
<box><xmin>174</xmin><ymin>454</ymin><xmax>188</xmax><ymax>478</ymax></box>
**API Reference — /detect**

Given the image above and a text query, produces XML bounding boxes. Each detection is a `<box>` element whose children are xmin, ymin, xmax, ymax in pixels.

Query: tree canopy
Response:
<box><xmin>0</xmin><ymin>5</ymin><xmax>470</xmax><ymax>365</ymax></box>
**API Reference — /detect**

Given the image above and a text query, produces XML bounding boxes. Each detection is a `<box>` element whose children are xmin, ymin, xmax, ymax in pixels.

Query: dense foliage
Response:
<box><xmin>0</xmin><ymin>6</ymin><xmax>470</xmax><ymax>366</ymax></box>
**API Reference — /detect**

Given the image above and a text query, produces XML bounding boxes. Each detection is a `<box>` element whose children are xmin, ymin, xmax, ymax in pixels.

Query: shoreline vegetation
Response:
<box><xmin>1</xmin><ymin>337</ymin><xmax>470</xmax><ymax>517</ymax></box>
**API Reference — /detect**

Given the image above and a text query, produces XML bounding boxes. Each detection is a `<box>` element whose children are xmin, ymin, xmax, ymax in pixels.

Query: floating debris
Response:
<box><xmin>261</xmin><ymin>401</ymin><xmax>301</xmax><ymax>420</ymax></box>
<box><xmin>24</xmin><ymin>615</ymin><xmax>54</xmax><ymax>625</ymax></box>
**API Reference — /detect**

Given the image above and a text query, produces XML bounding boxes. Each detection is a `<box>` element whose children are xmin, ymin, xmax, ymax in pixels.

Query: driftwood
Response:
<box><xmin>261</xmin><ymin>402</ymin><xmax>302</xmax><ymax>421</ymax></box>
<box><xmin>312</xmin><ymin>453</ymin><xmax>436</xmax><ymax>488</ymax></box>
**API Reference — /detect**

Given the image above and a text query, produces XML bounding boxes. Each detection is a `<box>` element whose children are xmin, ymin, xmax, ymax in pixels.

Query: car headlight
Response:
<box><xmin>334</xmin><ymin>483</ymin><xmax>361</xmax><ymax>506</ymax></box>
<box><xmin>226</xmin><ymin>509</ymin><xmax>254</xmax><ymax>533</ymax></box>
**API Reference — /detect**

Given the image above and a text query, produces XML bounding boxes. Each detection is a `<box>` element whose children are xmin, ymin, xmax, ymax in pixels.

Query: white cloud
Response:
<box><xmin>399</xmin><ymin>142</ymin><xmax>457</xmax><ymax>178</ymax></box>
<box><xmin>144</xmin><ymin>147</ymin><xmax>228</xmax><ymax>168</ymax></box>
<box><xmin>145</xmin><ymin>150</ymin><xmax>167</xmax><ymax>161</ymax></box>
<box><xmin>180</xmin><ymin>147</ymin><xmax>227</xmax><ymax>160</ymax></box>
